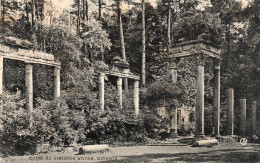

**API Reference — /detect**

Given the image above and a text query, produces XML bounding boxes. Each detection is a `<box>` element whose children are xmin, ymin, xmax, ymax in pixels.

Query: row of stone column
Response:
<box><xmin>99</xmin><ymin>73</ymin><xmax>139</xmax><ymax>115</ymax></box>
<box><xmin>0</xmin><ymin>55</ymin><xmax>61</xmax><ymax>119</ymax></box>
<box><xmin>239</xmin><ymin>99</ymin><xmax>257</xmax><ymax>137</ymax></box>
<box><xmin>195</xmin><ymin>56</ymin><xmax>256</xmax><ymax>137</ymax></box>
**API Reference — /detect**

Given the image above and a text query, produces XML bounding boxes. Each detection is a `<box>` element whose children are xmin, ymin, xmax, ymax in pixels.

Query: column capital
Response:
<box><xmin>134</xmin><ymin>80</ymin><xmax>139</xmax><ymax>88</ymax></box>
<box><xmin>170</xmin><ymin>58</ymin><xmax>178</xmax><ymax>69</ymax></box>
<box><xmin>196</xmin><ymin>54</ymin><xmax>207</xmax><ymax>66</ymax></box>
<box><xmin>99</xmin><ymin>72</ymin><xmax>105</xmax><ymax>77</ymax></box>
<box><xmin>117</xmin><ymin>77</ymin><xmax>123</xmax><ymax>86</ymax></box>
<box><xmin>55</xmin><ymin>65</ymin><xmax>61</xmax><ymax>69</ymax></box>
<box><xmin>214</xmin><ymin>58</ymin><xmax>221</xmax><ymax>70</ymax></box>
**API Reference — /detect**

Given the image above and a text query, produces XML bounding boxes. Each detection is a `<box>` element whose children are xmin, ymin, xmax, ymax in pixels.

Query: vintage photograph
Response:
<box><xmin>0</xmin><ymin>0</ymin><xmax>259</xmax><ymax>162</ymax></box>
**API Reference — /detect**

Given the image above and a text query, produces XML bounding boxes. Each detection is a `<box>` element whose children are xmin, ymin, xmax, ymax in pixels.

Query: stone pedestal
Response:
<box><xmin>196</xmin><ymin>62</ymin><xmax>205</xmax><ymax>136</ymax></box>
<box><xmin>117</xmin><ymin>77</ymin><xmax>123</xmax><ymax>109</ymax></box>
<box><xmin>25</xmin><ymin>64</ymin><xmax>33</xmax><ymax>126</ymax></box>
<box><xmin>99</xmin><ymin>73</ymin><xmax>105</xmax><ymax>112</ymax></box>
<box><xmin>239</xmin><ymin>99</ymin><xmax>246</xmax><ymax>137</ymax></box>
<box><xmin>227</xmin><ymin>88</ymin><xmax>234</xmax><ymax>135</ymax></box>
<box><xmin>134</xmin><ymin>80</ymin><xmax>139</xmax><ymax>115</ymax></box>
<box><xmin>213</xmin><ymin>64</ymin><xmax>220</xmax><ymax>136</ymax></box>
<box><xmin>251</xmin><ymin>101</ymin><xmax>257</xmax><ymax>135</ymax></box>
<box><xmin>53</xmin><ymin>66</ymin><xmax>61</xmax><ymax>99</ymax></box>
<box><xmin>0</xmin><ymin>56</ymin><xmax>3</xmax><ymax>118</ymax></box>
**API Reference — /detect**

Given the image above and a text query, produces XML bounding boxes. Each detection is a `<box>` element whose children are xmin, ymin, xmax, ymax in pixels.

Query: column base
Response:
<box><xmin>170</xmin><ymin>129</ymin><xmax>178</xmax><ymax>138</ymax></box>
<box><xmin>210</xmin><ymin>128</ymin><xmax>220</xmax><ymax>137</ymax></box>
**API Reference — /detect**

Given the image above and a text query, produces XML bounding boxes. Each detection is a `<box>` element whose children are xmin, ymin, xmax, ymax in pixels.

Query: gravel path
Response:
<box><xmin>1</xmin><ymin>143</ymin><xmax>260</xmax><ymax>162</ymax></box>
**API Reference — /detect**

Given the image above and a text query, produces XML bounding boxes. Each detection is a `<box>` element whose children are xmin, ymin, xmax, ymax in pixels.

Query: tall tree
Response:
<box><xmin>0</xmin><ymin>0</ymin><xmax>2</xmax><ymax>19</ymax></box>
<box><xmin>116</xmin><ymin>0</ymin><xmax>128</xmax><ymax>89</ymax></box>
<box><xmin>167</xmin><ymin>1</ymin><xmax>171</xmax><ymax>53</ymax></box>
<box><xmin>116</xmin><ymin>0</ymin><xmax>126</xmax><ymax>60</ymax></box>
<box><xmin>98</xmin><ymin>0</ymin><xmax>101</xmax><ymax>20</ymax></box>
<box><xmin>77</xmin><ymin>0</ymin><xmax>80</xmax><ymax>35</ymax></box>
<box><xmin>141</xmin><ymin>0</ymin><xmax>146</xmax><ymax>86</ymax></box>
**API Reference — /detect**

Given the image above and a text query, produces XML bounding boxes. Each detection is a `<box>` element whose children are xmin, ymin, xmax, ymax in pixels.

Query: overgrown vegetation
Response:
<box><xmin>0</xmin><ymin>0</ymin><xmax>260</xmax><ymax>156</ymax></box>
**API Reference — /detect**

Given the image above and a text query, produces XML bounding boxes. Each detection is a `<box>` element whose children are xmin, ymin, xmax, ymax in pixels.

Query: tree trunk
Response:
<box><xmin>0</xmin><ymin>0</ymin><xmax>2</xmax><ymax>19</ymax></box>
<box><xmin>77</xmin><ymin>0</ymin><xmax>80</xmax><ymax>35</ymax></box>
<box><xmin>167</xmin><ymin>4</ymin><xmax>171</xmax><ymax>54</ymax></box>
<box><xmin>117</xmin><ymin>0</ymin><xmax>126</xmax><ymax>60</ymax></box>
<box><xmin>82</xmin><ymin>0</ymin><xmax>85</xmax><ymax>20</ymax></box>
<box><xmin>25</xmin><ymin>0</ymin><xmax>30</xmax><ymax>26</ymax></box>
<box><xmin>86</xmin><ymin>0</ymin><xmax>88</xmax><ymax>21</ymax></box>
<box><xmin>2</xmin><ymin>0</ymin><xmax>5</xmax><ymax>21</ymax></box>
<box><xmin>117</xmin><ymin>0</ymin><xmax>127</xmax><ymax>90</ymax></box>
<box><xmin>98</xmin><ymin>0</ymin><xmax>101</xmax><ymax>20</ymax></box>
<box><xmin>141</xmin><ymin>0</ymin><xmax>146</xmax><ymax>86</ymax></box>
<box><xmin>31</xmin><ymin>0</ymin><xmax>35</xmax><ymax>27</ymax></box>
<box><xmin>35</xmin><ymin>0</ymin><xmax>39</xmax><ymax>20</ymax></box>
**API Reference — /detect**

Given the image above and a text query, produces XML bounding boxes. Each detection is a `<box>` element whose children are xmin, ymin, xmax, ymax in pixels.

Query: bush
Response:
<box><xmin>0</xmin><ymin>91</ymin><xmax>37</xmax><ymax>156</ymax></box>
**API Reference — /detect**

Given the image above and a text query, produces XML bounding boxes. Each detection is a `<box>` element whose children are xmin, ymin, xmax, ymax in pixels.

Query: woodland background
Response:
<box><xmin>0</xmin><ymin>0</ymin><xmax>259</xmax><ymax>156</ymax></box>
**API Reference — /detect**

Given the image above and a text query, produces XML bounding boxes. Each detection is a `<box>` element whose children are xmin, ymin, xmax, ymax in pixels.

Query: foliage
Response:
<box><xmin>173</xmin><ymin>10</ymin><xmax>224</xmax><ymax>45</ymax></box>
<box><xmin>0</xmin><ymin>91</ymin><xmax>35</xmax><ymax>156</ymax></box>
<box><xmin>82</xmin><ymin>19</ymin><xmax>112</xmax><ymax>58</ymax></box>
<box><xmin>147</xmin><ymin>73</ymin><xmax>184</xmax><ymax>108</ymax></box>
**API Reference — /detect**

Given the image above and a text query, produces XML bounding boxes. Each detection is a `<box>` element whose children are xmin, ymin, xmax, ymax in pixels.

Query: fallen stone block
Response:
<box><xmin>192</xmin><ymin>139</ymin><xmax>219</xmax><ymax>147</ymax></box>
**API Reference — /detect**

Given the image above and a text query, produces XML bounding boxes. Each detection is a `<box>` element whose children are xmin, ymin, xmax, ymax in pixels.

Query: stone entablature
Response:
<box><xmin>96</xmin><ymin>59</ymin><xmax>140</xmax><ymax>114</ymax></box>
<box><xmin>169</xmin><ymin>39</ymin><xmax>221</xmax><ymax>59</ymax></box>
<box><xmin>0</xmin><ymin>44</ymin><xmax>60</xmax><ymax>66</ymax></box>
<box><xmin>0</xmin><ymin>37</ymin><xmax>61</xmax><ymax>125</ymax></box>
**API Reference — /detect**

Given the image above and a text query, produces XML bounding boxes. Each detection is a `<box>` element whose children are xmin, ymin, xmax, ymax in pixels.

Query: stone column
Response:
<box><xmin>239</xmin><ymin>99</ymin><xmax>247</xmax><ymax>137</ymax></box>
<box><xmin>251</xmin><ymin>101</ymin><xmax>257</xmax><ymax>135</ymax></box>
<box><xmin>170</xmin><ymin>108</ymin><xmax>178</xmax><ymax>135</ymax></box>
<box><xmin>25</xmin><ymin>63</ymin><xmax>33</xmax><ymax>126</ymax></box>
<box><xmin>53</xmin><ymin>66</ymin><xmax>61</xmax><ymax>99</ymax></box>
<box><xmin>134</xmin><ymin>80</ymin><xmax>139</xmax><ymax>115</ymax></box>
<box><xmin>227</xmin><ymin>88</ymin><xmax>234</xmax><ymax>135</ymax></box>
<box><xmin>99</xmin><ymin>73</ymin><xmax>105</xmax><ymax>112</ymax></box>
<box><xmin>170</xmin><ymin>60</ymin><xmax>178</xmax><ymax>84</ymax></box>
<box><xmin>213</xmin><ymin>60</ymin><xmax>220</xmax><ymax>136</ymax></box>
<box><xmin>0</xmin><ymin>56</ymin><xmax>3</xmax><ymax>118</ymax></box>
<box><xmin>117</xmin><ymin>77</ymin><xmax>123</xmax><ymax>109</ymax></box>
<box><xmin>195</xmin><ymin>56</ymin><xmax>206</xmax><ymax>136</ymax></box>
<box><xmin>124</xmin><ymin>78</ymin><xmax>128</xmax><ymax>91</ymax></box>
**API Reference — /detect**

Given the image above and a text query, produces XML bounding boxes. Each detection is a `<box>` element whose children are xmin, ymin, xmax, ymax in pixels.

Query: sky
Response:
<box><xmin>49</xmin><ymin>0</ymin><xmax>251</xmax><ymax>15</ymax></box>
<box><xmin>43</xmin><ymin>0</ymin><xmax>251</xmax><ymax>24</ymax></box>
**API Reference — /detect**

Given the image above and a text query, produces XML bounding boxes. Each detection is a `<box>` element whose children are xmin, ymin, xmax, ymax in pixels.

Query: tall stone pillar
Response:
<box><xmin>99</xmin><ymin>73</ymin><xmax>105</xmax><ymax>112</ymax></box>
<box><xmin>196</xmin><ymin>56</ymin><xmax>205</xmax><ymax>136</ymax></box>
<box><xmin>239</xmin><ymin>99</ymin><xmax>247</xmax><ymax>137</ymax></box>
<box><xmin>134</xmin><ymin>80</ymin><xmax>139</xmax><ymax>115</ymax></box>
<box><xmin>25</xmin><ymin>63</ymin><xmax>33</xmax><ymax>126</ymax></box>
<box><xmin>124</xmin><ymin>78</ymin><xmax>128</xmax><ymax>91</ymax></box>
<box><xmin>251</xmin><ymin>101</ymin><xmax>257</xmax><ymax>135</ymax></box>
<box><xmin>53</xmin><ymin>66</ymin><xmax>61</xmax><ymax>99</ymax></box>
<box><xmin>0</xmin><ymin>56</ymin><xmax>3</xmax><ymax>118</ymax></box>
<box><xmin>170</xmin><ymin>60</ymin><xmax>178</xmax><ymax>84</ymax></box>
<box><xmin>170</xmin><ymin>108</ymin><xmax>178</xmax><ymax>135</ymax></box>
<box><xmin>227</xmin><ymin>88</ymin><xmax>234</xmax><ymax>135</ymax></box>
<box><xmin>117</xmin><ymin>77</ymin><xmax>123</xmax><ymax>109</ymax></box>
<box><xmin>213</xmin><ymin>60</ymin><xmax>220</xmax><ymax>136</ymax></box>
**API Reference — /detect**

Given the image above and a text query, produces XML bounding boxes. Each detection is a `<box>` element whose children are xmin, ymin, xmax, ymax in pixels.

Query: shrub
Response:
<box><xmin>0</xmin><ymin>91</ymin><xmax>37</xmax><ymax>156</ymax></box>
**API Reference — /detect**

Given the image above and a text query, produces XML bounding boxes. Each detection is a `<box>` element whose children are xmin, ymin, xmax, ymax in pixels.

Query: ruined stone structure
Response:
<box><xmin>169</xmin><ymin>39</ymin><xmax>221</xmax><ymax>137</ymax></box>
<box><xmin>157</xmin><ymin>105</ymin><xmax>195</xmax><ymax>133</ymax></box>
<box><xmin>167</xmin><ymin>39</ymin><xmax>258</xmax><ymax>137</ymax></box>
<box><xmin>96</xmin><ymin>58</ymin><xmax>140</xmax><ymax>115</ymax></box>
<box><xmin>0</xmin><ymin>37</ymin><xmax>61</xmax><ymax>122</ymax></box>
